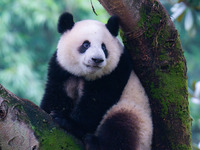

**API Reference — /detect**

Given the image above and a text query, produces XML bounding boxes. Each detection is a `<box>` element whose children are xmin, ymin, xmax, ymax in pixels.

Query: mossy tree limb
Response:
<box><xmin>98</xmin><ymin>0</ymin><xmax>192</xmax><ymax>149</ymax></box>
<box><xmin>0</xmin><ymin>84</ymin><xmax>83</xmax><ymax>150</ymax></box>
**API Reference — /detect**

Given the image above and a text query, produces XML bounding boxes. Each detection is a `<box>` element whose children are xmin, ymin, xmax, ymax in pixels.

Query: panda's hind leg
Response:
<box><xmin>85</xmin><ymin>109</ymin><xmax>140</xmax><ymax>150</ymax></box>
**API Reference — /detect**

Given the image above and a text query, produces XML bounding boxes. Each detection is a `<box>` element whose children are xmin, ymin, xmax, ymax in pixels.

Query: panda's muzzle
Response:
<box><xmin>84</xmin><ymin>57</ymin><xmax>105</xmax><ymax>69</ymax></box>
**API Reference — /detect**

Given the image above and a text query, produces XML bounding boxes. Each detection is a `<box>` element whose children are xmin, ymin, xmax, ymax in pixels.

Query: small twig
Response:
<box><xmin>90</xmin><ymin>0</ymin><xmax>98</xmax><ymax>16</ymax></box>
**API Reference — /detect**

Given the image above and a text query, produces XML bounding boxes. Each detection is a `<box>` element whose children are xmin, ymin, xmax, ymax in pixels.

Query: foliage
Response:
<box><xmin>0</xmin><ymin>0</ymin><xmax>65</xmax><ymax>105</ymax></box>
<box><xmin>167</xmin><ymin>0</ymin><xmax>200</xmax><ymax>36</ymax></box>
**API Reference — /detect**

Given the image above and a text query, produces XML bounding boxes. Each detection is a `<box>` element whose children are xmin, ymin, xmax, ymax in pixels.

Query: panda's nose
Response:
<box><xmin>92</xmin><ymin>57</ymin><xmax>104</xmax><ymax>64</ymax></box>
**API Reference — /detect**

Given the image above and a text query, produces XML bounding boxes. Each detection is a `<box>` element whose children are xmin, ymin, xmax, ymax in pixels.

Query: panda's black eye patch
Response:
<box><xmin>79</xmin><ymin>40</ymin><xmax>90</xmax><ymax>53</ymax></box>
<box><xmin>102</xmin><ymin>43</ymin><xmax>108</xmax><ymax>58</ymax></box>
<box><xmin>83</xmin><ymin>41</ymin><xmax>90</xmax><ymax>49</ymax></box>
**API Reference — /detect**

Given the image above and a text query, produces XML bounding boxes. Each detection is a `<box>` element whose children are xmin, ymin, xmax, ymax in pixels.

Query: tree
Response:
<box><xmin>0</xmin><ymin>0</ymin><xmax>192</xmax><ymax>149</ymax></box>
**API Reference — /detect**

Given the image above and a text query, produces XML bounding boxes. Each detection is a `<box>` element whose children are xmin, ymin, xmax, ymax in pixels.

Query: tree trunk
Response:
<box><xmin>98</xmin><ymin>0</ymin><xmax>192</xmax><ymax>149</ymax></box>
<box><xmin>0</xmin><ymin>0</ymin><xmax>192</xmax><ymax>150</ymax></box>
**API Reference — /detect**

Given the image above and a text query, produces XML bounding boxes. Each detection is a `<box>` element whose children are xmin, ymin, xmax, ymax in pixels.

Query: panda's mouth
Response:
<box><xmin>86</xmin><ymin>64</ymin><xmax>101</xmax><ymax>69</ymax></box>
<box><xmin>84</xmin><ymin>64</ymin><xmax>102</xmax><ymax>70</ymax></box>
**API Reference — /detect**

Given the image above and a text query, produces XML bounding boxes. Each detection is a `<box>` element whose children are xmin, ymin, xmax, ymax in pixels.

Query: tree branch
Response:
<box><xmin>0</xmin><ymin>84</ymin><xmax>83</xmax><ymax>150</ymax></box>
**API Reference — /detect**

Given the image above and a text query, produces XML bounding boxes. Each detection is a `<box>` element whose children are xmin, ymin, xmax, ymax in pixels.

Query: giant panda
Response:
<box><xmin>40</xmin><ymin>12</ymin><xmax>153</xmax><ymax>150</ymax></box>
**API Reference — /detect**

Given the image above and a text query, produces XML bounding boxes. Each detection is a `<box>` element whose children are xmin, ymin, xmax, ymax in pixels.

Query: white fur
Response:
<box><xmin>64</xmin><ymin>77</ymin><xmax>84</xmax><ymax>102</ymax></box>
<box><xmin>97</xmin><ymin>71</ymin><xmax>153</xmax><ymax>150</ymax></box>
<box><xmin>57</xmin><ymin>20</ymin><xmax>123</xmax><ymax>80</ymax></box>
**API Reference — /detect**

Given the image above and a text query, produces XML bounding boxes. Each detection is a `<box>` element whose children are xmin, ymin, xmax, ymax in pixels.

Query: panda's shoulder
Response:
<box><xmin>47</xmin><ymin>51</ymin><xmax>72</xmax><ymax>81</ymax></box>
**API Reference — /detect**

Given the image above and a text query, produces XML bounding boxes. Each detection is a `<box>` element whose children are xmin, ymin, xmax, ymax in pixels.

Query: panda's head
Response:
<box><xmin>57</xmin><ymin>12</ymin><xmax>123</xmax><ymax>80</ymax></box>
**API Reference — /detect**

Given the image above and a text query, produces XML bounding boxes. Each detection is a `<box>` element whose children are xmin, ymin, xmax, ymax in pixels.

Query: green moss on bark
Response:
<box><xmin>137</xmin><ymin>1</ymin><xmax>166</xmax><ymax>39</ymax></box>
<box><xmin>39</xmin><ymin>128</ymin><xmax>83</xmax><ymax>150</ymax></box>
<box><xmin>150</xmin><ymin>61</ymin><xmax>189</xmax><ymax>119</ymax></box>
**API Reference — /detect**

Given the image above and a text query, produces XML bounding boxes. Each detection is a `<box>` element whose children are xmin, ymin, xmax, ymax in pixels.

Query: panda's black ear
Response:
<box><xmin>57</xmin><ymin>12</ymin><xmax>75</xmax><ymax>34</ymax></box>
<box><xmin>106</xmin><ymin>16</ymin><xmax>120</xmax><ymax>37</ymax></box>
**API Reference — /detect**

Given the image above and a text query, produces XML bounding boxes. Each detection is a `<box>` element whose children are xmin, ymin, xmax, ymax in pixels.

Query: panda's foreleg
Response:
<box><xmin>40</xmin><ymin>52</ymin><xmax>74</xmax><ymax>115</ymax></box>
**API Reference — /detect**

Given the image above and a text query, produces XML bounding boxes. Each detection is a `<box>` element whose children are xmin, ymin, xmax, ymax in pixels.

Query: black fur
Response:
<box><xmin>101</xmin><ymin>43</ymin><xmax>108</xmax><ymax>58</ymax></box>
<box><xmin>106</xmin><ymin>15</ymin><xmax>120</xmax><ymax>37</ymax></box>
<box><xmin>85</xmin><ymin>111</ymin><xmax>140</xmax><ymax>150</ymax></box>
<box><xmin>40</xmin><ymin>49</ymin><xmax>132</xmax><ymax>140</ymax></box>
<box><xmin>57</xmin><ymin>12</ymin><xmax>74</xmax><ymax>34</ymax></box>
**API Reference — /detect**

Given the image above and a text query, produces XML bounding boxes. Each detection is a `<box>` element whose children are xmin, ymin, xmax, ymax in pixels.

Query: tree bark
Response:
<box><xmin>0</xmin><ymin>0</ymin><xmax>192</xmax><ymax>149</ymax></box>
<box><xmin>0</xmin><ymin>84</ymin><xmax>83</xmax><ymax>150</ymax></box>
<box><xmin>98</xmin><ymin>0</ymin><xmax>192</xmax><ymax>149</ymax></box>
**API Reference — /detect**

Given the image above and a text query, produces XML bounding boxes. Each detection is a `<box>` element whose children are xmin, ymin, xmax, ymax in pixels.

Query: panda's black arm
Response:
<box><xmin>41</xmin><ymin>78</ymin><xmax>88</xmax><ymax>140</ymax></box>
<box><xmin>40</xmin><ymin>52</ymin><xmax>73</xmax><ymax>115</ymax></box>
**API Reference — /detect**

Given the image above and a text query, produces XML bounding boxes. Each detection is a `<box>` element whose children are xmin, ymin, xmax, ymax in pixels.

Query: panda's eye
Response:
<box><xmin>102</xmin><ymin>43</ymin><xmax>106</xmax><ymax>51</ymax></box>
<box><xmin>79</xmin><ymin>41</ymin><xmax>90</xmax><ymax>53</ymax></box>
<box><xmin>82</xmin><ymin>41</ymin><xmax>90</xmax><ymax>49</ymax></box>
<box><xmin>101</xmin><ymin>43</ymin><xmax>108</xmax><ymax>58</ymax></box>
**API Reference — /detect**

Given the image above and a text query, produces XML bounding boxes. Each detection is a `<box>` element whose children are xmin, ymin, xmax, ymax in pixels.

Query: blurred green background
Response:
<box><xmin>0</xmin><ymin>0</ymin><xmax>200</xmax><ymax>148</ymax></box>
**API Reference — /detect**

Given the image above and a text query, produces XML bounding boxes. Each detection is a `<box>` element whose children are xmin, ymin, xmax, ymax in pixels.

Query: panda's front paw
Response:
<box><xmin>50</xmin><ymin>110</ymin><xmax>67</xmax><ymax>128</ymax></box>
<box><xmin>84</xmin><ymin>134</ymin><xmax>101</xmax><ymax>150</ymax></box>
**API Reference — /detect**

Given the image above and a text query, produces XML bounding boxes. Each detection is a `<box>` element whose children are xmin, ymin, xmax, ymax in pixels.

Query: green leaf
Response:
<box><xmin>184</xmin><ymin>9</ymin><xmax>194</xmax><ymax>31</ymax></box>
